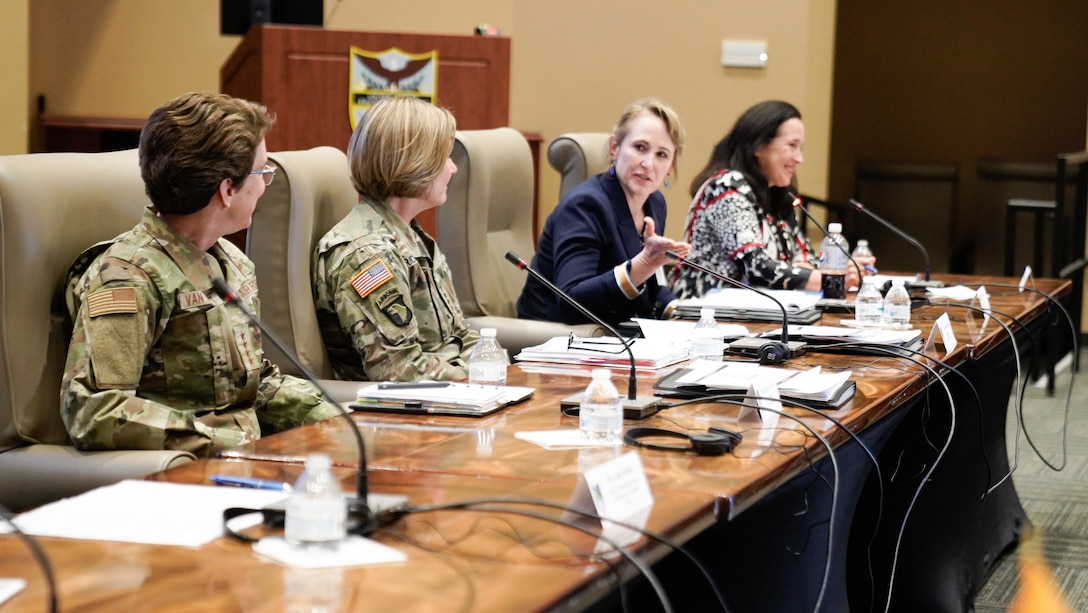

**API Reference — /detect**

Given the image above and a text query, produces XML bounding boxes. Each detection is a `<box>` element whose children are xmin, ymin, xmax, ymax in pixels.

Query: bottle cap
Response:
<box><xmin>828</xmin><ymin>222</ymin><xmax>843</xmax><ymax>233</ymax></box>
<box><xmin>305</xmin><ymin>452</ymin><xmax>332</xmax><ymax>470</ymax></box>
<box><xmin>892</xmin><ymin>279</ymin><xmax>905</xmax><ymax>286</ymax></box>
<box><xmin>480</xmin><ymin>328</ymin><xmax>497</xmax><ymax>338</ymax></box>
<box><xmin>857</xmin><ymin>239</ymin><xmax>868</xmax><ymax>246</ymax></box>
<box><xmin>700</xmin><ymin>307</ymin><xmax>715</xmax><ymax>319</ymax></box>
<box><xmin>591</xmin><ymin>368</ymin><xmax>612</xmax><ymax>380</ymax></box>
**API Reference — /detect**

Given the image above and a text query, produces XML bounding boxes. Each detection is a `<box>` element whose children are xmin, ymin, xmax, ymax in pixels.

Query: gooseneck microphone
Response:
<box><xmin>211</xmin><ymin>279</ymin><xmax>378</xmax><ymax>535</ymax></box>
<box><xmin>849</xmin><ymin>198</ymin><xmax>941</xmax><ymax>286</ymax></box>
<box><xmin>504</xmin><ymin>252</ymin><xmax>661</xmax><ymax>416</ymax></box>
<box><xmin>665</xmin><ymin>251</ymin><xmax>806</xmax><ymax>365</ymax></box>
<box><xmin>789</xmin><ymin>193</ymin><xmax>864</xmax><ymax>284</ymax></box>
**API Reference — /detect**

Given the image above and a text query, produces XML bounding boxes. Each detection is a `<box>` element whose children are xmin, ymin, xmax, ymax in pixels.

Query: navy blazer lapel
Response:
<box><xmin>601</xmin><ymin>174</ymin><xmax>644</xmax><ymax>259</ymax></box>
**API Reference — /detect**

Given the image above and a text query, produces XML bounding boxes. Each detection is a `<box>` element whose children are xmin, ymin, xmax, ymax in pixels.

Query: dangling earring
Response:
<box><xmin>609</xmin><ymin>162</ymin><xmax>616</xmax><ymax>176</ymax></box>
<box><xmin>664</xmin><ymin>179</ymin><xmax>671</xmax><ymax>188</ymax></box>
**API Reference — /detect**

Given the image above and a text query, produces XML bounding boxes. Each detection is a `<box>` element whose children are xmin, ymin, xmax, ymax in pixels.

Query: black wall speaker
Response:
<box><xmin>221</xmin><ymin>0</ymin><xmax>323</xmax><ymax>36</ymax></box>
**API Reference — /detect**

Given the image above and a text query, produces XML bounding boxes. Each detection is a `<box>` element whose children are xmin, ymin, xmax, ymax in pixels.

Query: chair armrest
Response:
<box><xmin>0</xmin><ymin>445</ymin><xmax>195</xmax><ymax>512</ymax></box>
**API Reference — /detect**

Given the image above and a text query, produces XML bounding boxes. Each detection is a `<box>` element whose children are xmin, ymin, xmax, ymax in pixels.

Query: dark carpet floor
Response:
<box><xmin>973</xmin><ymin>348</ymin><xmax>1088</xmax><ymax>612</ymax></box>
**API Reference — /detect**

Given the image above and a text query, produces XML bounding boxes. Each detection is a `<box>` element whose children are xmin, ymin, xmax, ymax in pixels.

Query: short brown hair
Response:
<box><xmin>347</xmin><ymin>96</ymin><xmax>456</xmax><ymax>201</ymax></box>
<box><xmin>139</xmin><ymin>92</ymin><xmax>275</xmax><ymax>215</ymax></box>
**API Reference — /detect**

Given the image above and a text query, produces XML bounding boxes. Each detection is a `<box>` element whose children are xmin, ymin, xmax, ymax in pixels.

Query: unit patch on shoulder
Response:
<box><xmin>350</xmin><ymin>259</ymin><xmax>394</xmax><ymax>300</ymax></box>
<box><xmin>378</xmin><ymin>293</ymin><xmax>413</xmax><ymax>327</ymax></box>
<box><xmin>86</xmin><ymin>287</ymin><xmax>138</xmax><ymax>317</ymax></box>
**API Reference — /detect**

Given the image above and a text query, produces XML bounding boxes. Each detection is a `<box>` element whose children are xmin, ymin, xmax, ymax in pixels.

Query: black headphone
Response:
<box><xmin>757</xmin><ymin>340</ymin><xmax>791</xmax><ymax>365</ymax></box>
<box><xmin>624</xmin><ymin>426</ymin><xmax>742</xmax><ymax>456</ymax></box>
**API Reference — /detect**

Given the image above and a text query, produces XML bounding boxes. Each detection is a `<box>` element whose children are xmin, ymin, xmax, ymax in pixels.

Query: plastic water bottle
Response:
<box><xmin>883</xmin><ymin>279</ymin><xmax>912</xmax><ymax>328</ymax></box>
<box><xmin>468</xmin><ymin>327</ymin><xmax>508</xmax><ymax>385</ymax></box>
<box><xmin>689</xmin><ymin>307</ymin><xmax>725</xmax><ymax>362</ymax></box>
<box><xmin>285</xmin><ymin>453</ymin><xmax>346</xmax><ymax>550</ymax></box>
<box><xmin>579</xmin><ymin>368</ymin><xmax>623</xmax><ymax>443</ymax></box>
<box><xmin>854</xmin><ymin>276</ymin><xmax>884</xmax><ymax>325</ymax></box>
<box><xmin>852</xmin><ymin>239</ymin><xmax>874</xmax><ymax>263</ymax></box>
<box><xmin>819</xmin><ymin>222</ymin><xmax>850</xmax><ymax>300</ymax></box>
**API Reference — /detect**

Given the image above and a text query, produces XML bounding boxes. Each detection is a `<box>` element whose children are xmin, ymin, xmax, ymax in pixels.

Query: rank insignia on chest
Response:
<box><xmin>351</xmin><ymin>259</ymin><xmax>393</xmax><ymax>300</ymax></box>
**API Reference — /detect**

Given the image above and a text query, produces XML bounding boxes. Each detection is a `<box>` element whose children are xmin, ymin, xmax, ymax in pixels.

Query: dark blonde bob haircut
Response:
<box><xmin>347</xmin><ymin>96</ymin><xmax>457</xmax><ymax>201</ymax></box>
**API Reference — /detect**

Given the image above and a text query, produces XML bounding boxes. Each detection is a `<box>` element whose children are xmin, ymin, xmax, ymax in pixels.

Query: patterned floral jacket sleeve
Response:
<box><xmin>672</xmin><ymin>170</ymin><xmax>815</xmax><ymax>298</ymax></box>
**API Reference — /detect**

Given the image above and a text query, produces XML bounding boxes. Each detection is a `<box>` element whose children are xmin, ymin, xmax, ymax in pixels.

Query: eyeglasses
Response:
<box><xmin>249</xmin><ymin>163</ymin><xmax>277</xmax><ymax>186</ymax></box>
<box><xmin>567</xmin><ymin>333</ymin><xmax>636</xmax><ymax>354</ymax></box>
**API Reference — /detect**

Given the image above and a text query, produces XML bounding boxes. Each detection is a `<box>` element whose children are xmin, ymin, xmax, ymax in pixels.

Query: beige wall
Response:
<box><xmin>0</xmin><ymin>1</ymin><xmax>29</xmax><ymax>154</ymax></box>
<box><xmin>17</xmin><ymin>0</ymin><xmax>837</xmax><ymax>240</ymax></box>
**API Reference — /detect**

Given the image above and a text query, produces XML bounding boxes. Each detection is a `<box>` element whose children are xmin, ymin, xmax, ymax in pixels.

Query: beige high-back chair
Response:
<box><xmin>246</xmin><ymin>146</ymin><xmax>363</xmax><ymax>401</ymax></box>
<box><xmin>438</xmin><ymin>128</ymin><xmax>602</xmax><ymax>354</ymax></box>
<box><xmin>546</xmin><ymin>132</ymin><xmax>612</xmax><ymax>202</ymax></box>
<box><xmin>0</xmin><ymin>149</ymin><xmax>194</xmax><ymax>512</ymax></box>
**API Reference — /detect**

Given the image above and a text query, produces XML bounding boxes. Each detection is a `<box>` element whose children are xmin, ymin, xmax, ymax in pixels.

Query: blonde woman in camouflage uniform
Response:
<box><xmin>313</xmin><ymin>96</ymin><xmax>479</xmax><ymax>382</ymax></box>
<box><xmin>61</xmin><ymin>92</ymin><xmax>340</xmax><ymax>457</ymax></box>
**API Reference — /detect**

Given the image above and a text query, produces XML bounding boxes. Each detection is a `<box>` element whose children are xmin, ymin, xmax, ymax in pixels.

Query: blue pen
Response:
<box><xmin>864</xmin><ymin>264</ymin><xmax>879</xmax><ymax>275</ymax></box>
<box><xmin>209</xmin><ymin>474</ymin><xmax>292</xmax><ymax>492</ymax></box>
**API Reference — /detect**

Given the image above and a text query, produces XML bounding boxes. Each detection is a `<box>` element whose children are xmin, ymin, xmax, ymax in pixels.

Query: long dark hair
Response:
<box><xmin>689</xmin><ymin>100</ymin><xmax>801</xmax><ymax>217</ymax></box>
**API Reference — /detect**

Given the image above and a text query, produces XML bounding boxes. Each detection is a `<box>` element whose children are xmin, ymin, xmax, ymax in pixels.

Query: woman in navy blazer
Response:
<box><xmin>517</xmin><ymin>99</ymin><xmax>691</xmax><ymax>326</ymax></box>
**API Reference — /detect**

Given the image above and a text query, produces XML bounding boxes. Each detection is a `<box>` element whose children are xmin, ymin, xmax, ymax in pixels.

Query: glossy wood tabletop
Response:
<box><xmin>225</xmin><ymin>275</ymin><xmax>1068</xmax><ymax>518</ymax></box>
<box><xmin>0</xmin><ymin>275</ymin><xmax>1067</xmax><ymax>613</ymax></box>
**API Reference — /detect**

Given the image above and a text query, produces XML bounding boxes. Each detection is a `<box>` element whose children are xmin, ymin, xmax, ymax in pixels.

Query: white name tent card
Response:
<box><xmin>925</xmin><ymin>312</ymin><xmax>958</xmax><ymax>356</ymax></box>
<box><xmin>561</xmin><ymin>451</ymin><xmax>655</xmax><ymax>554</ymax></box>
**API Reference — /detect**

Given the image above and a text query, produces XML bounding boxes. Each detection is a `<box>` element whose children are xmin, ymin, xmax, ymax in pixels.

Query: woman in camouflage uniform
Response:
<box><xmin>312</xmin><ymin>97</ymin><xmax>479</xmax><ymax>382</ymax></box>
<box><xmin>62</xmin><ymin>92</ymin><xmax>340</xmax><ymax>457</ymax></box>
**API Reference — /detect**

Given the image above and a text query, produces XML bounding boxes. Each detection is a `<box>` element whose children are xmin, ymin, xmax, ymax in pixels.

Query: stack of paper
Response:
<box><xmin>514</xmin><ymin>335</ymin><xmax>689</xmax><ymax>372</ymax></box>
<box><xmin>759</xmin><ymin>325</ymin><xmax>923</xmax><ymax>352</ymax></box>
<box><xmin>657</xmin><ymin>363</ymin><xmax>855</xmax><ymax>408</ymax></box>
<box><xmin>353</xmin><ymin>382</ymin><xmax>532</xmax><ymax>416</ymax></box>
<box><xmin>673</xmin><ymin>288</ymin><xmax>823</xmax><ymax>324</ymax></box>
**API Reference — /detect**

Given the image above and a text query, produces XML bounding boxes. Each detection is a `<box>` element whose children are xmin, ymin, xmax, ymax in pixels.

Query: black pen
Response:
<box><xmin>376</xmin><ymin>381</ymin><xmax>451</xmax><ymax>390</ymax></box>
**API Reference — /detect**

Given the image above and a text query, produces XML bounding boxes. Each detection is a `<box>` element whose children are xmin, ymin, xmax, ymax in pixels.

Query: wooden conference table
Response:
<box><xmin>0</xmin><ymin>275</ymin><xmax>1069</xmax><ymax>613</ymax></box>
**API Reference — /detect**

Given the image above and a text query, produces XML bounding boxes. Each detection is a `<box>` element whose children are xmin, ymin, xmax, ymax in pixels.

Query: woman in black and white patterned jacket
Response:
<box><xmin>670</xmin><ymin>100</ymin><xmax>863</xmax><ymax>299</ymax></box>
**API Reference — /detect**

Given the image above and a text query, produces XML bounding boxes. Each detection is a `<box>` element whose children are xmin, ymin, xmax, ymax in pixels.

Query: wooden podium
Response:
<box><xmin>221</xmin><ymin>24</ymin><xmax>512</xmax><ymax>234</ymax></box>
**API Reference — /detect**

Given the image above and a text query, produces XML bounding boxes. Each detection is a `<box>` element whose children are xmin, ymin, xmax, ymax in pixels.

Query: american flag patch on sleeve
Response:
<box><xmin>86</xmin><ymin>287</ymin><xmax>139</xmax><ymax>317</ymax></box>
<box><xmin>350</xmin><ymin>259</ymin><xmax>394</xmax><ymax>299</ymax></box>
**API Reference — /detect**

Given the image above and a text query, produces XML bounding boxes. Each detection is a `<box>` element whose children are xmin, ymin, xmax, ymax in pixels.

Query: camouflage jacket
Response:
<box><xmin>312</xmin><ymin>199</ymin><xmax>479</xmax><ymax>381</ymax></box>
<box><xmin>61</xmin><ymin>206</ymin><xmax>339</xmax><ymax>457</ymax></box>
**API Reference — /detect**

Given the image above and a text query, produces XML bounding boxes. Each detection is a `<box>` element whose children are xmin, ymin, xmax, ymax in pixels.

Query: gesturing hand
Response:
<box><xmin>639</xmin><ymin>217</ymin><xmax>691</xmax><ymax>267</ymax></box>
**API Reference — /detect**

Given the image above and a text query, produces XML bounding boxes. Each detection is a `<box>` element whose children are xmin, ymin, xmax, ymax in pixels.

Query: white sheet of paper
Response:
<box><xmin>926</xmin><ymin>285</ymin><xmax>977</xmax><ymax>301</ymax></box>
<box><xmin>14</xmin><ymin>480</ymin><xmax>290</xmax><ymax>547</ymax></box>
<box><xmin>633</xmin><ymin>318</ymin><xmax>749</xmax><ymax>342</ymax></box>
<box><xmin>253</xmin><ymin>536</ymin><xmax>406</xmax><ymax>569</ymax></box>
<box><xmin>515</xmin><ymin>429</ymin><xmax>623</xmax><ymax>449</ymax></box>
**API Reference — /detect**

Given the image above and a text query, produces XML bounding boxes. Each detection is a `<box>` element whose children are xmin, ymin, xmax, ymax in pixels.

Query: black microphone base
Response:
<box><xmin>908</xmin><ymin>279</ymin><xmax>945</xmax><ymax>289</ymax></box>
<box><xmin>346</xmin><ymin>494</ymin><xmax>410</xmax><ymax>535</ymax></box>
<box><xmin>560</xmin><ymin>392</ymin><xmax>662</xmax><ymax>420</ymax></box>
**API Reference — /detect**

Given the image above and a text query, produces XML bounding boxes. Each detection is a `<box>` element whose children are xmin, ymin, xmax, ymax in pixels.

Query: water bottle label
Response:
<box><xmin>285</xmin><ymin>499</ymin><xmax>346</xmax><ymax>545</ymax></box>
<box><xmin>469</xmin><ymin>363</ymin><xmax>507</xmax><ymax>385</ymax></box>
<box><xmin>580</xmin><ymin>400</ymin><xmax>623</xmax><ymax>441</ymax></box>
<box><xmin>690</xmin><ymin>339</ymin><xmax>725</xmax><ymax>361</ymax></box>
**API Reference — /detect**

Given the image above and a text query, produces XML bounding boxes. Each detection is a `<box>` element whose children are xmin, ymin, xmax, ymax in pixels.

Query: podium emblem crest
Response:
<box><xmin>349</xmin><ymin>46</ymin><xmax>438</xmax><ymax>130</ymax></box>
